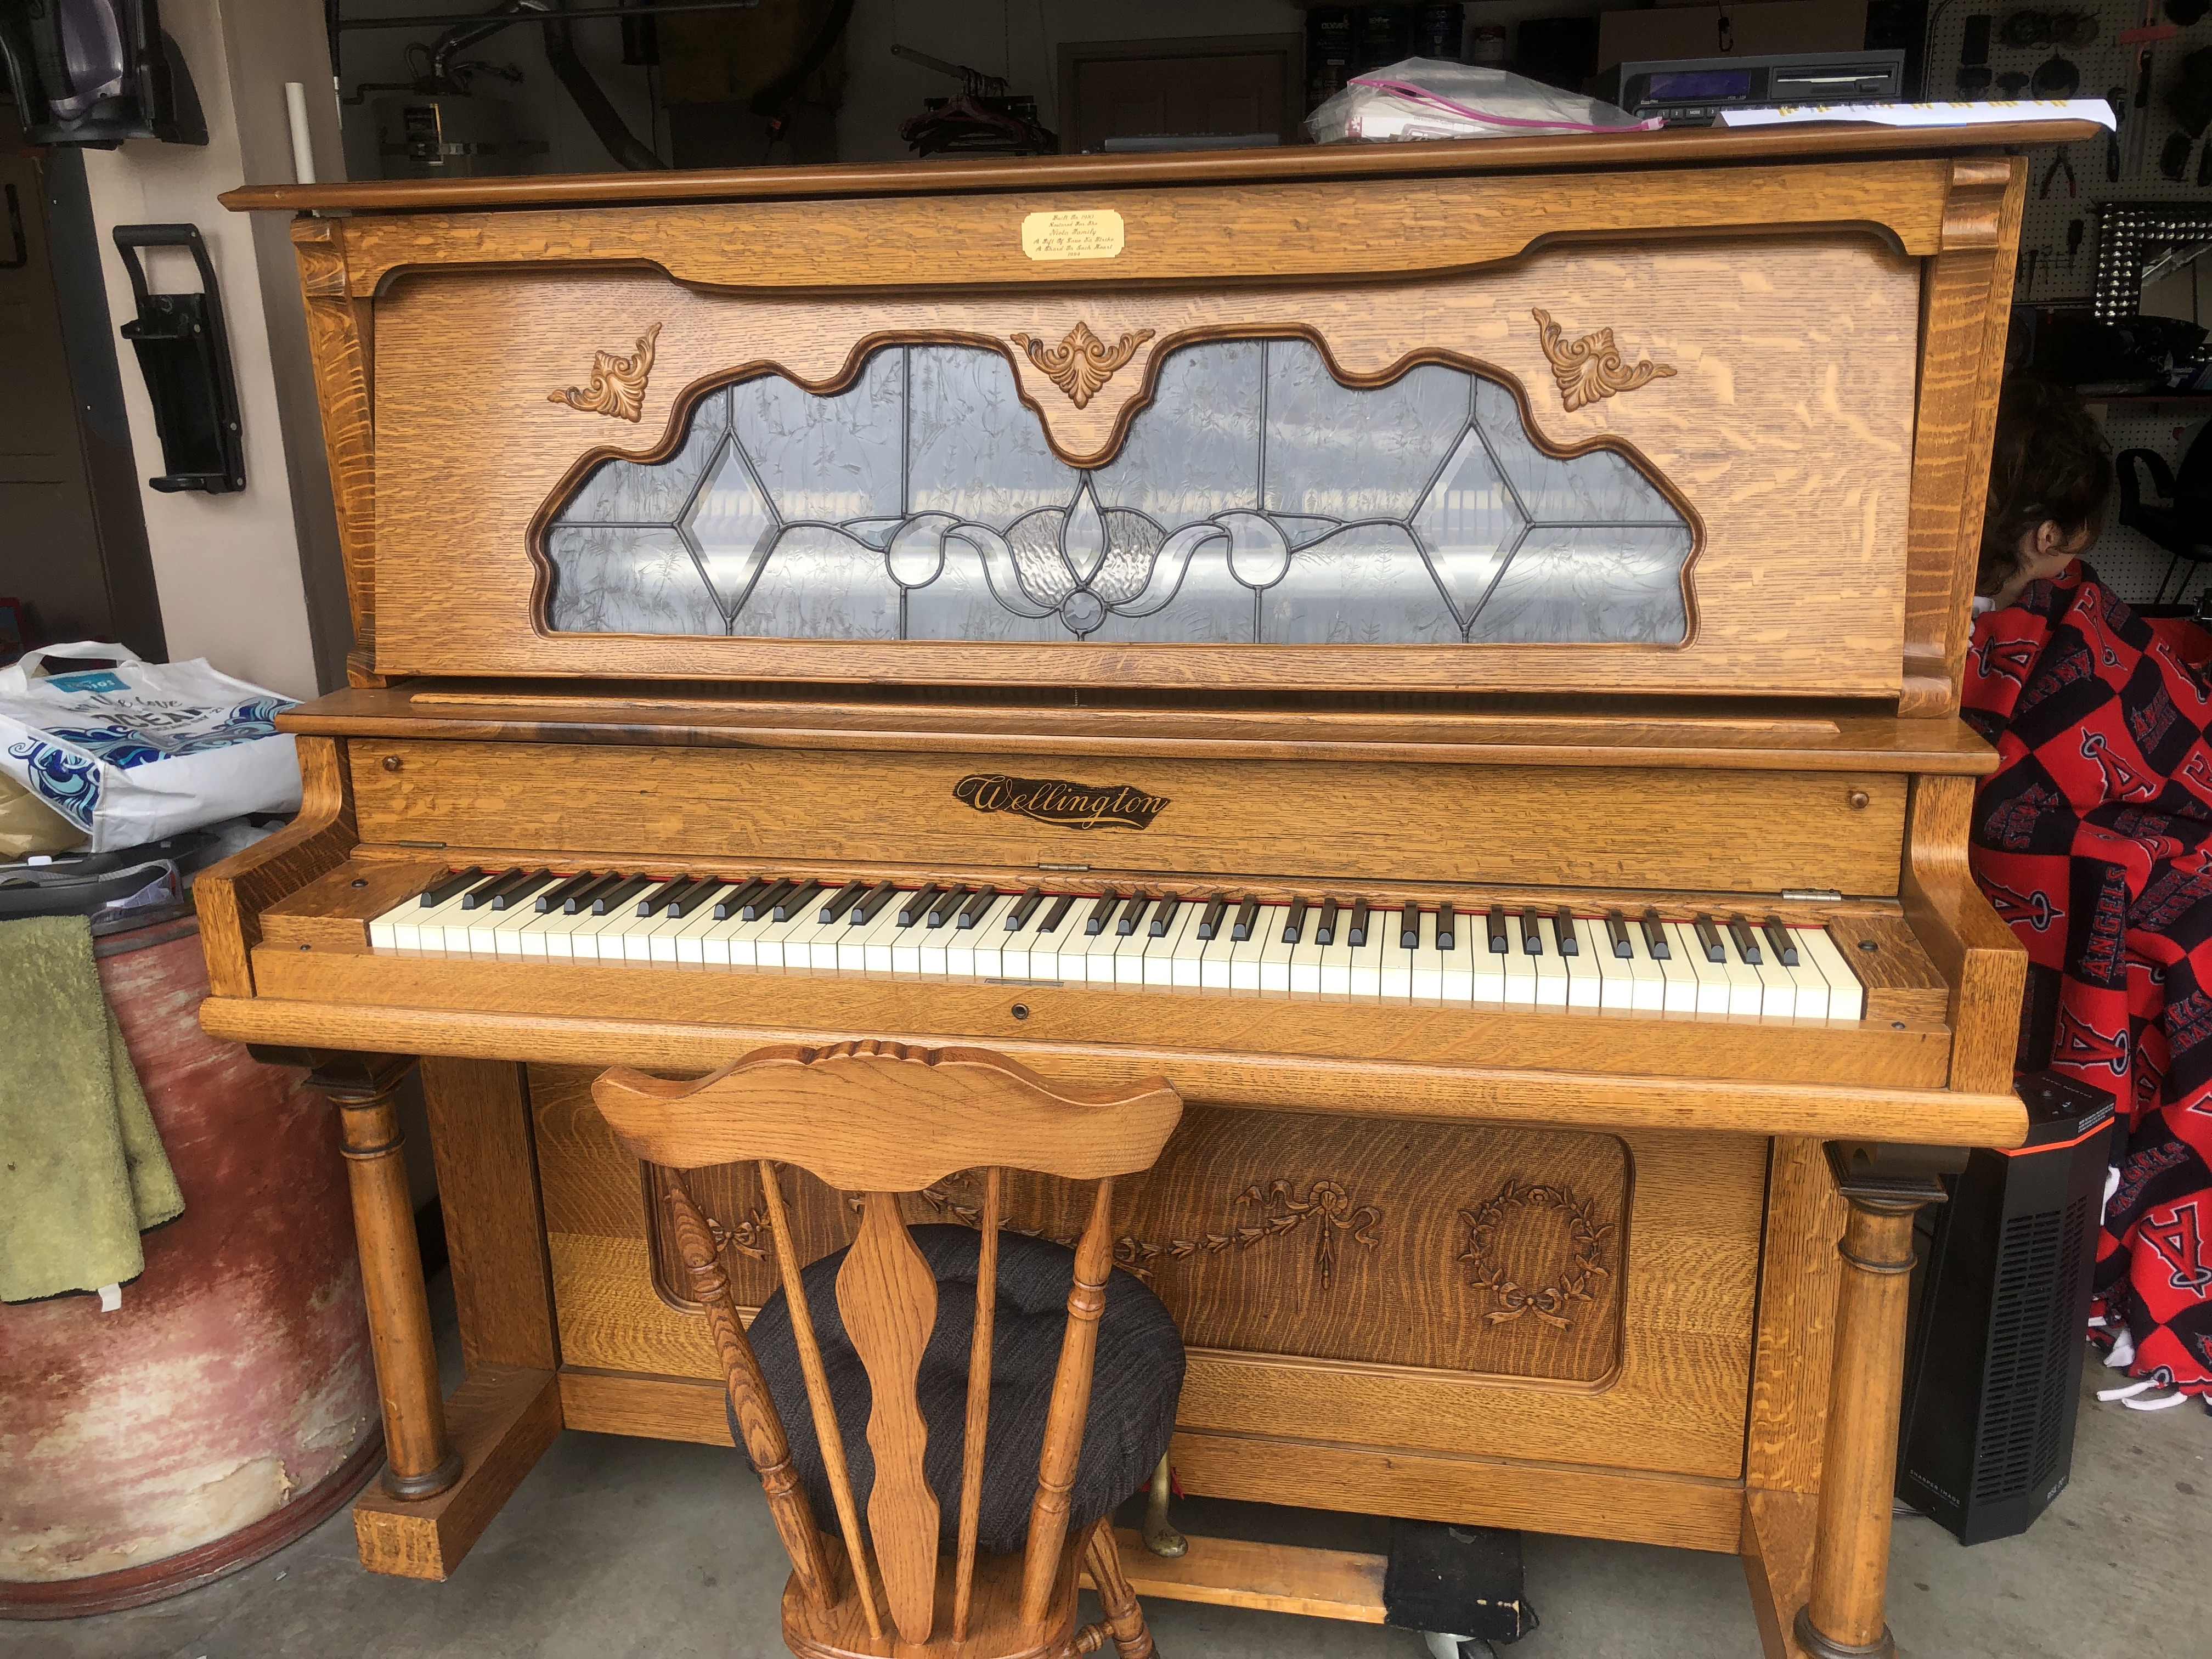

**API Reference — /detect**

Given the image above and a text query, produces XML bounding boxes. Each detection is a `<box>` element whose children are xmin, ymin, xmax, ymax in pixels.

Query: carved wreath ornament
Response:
<box><xmin>1011</xmin><ymin>321</ymin><xmax>1155</xmax><ymax>409</ymax></box>
<box><xmin>549</xmin><ymin>320</ymin><xmax>661</xmax><ymax>422</ymax></box>
<box><xmin>1458</xmin><ymin>1179</ymin><xmax>1613</xmax><ymax>1331</ymax></box>
<box><xmin>1531</xmin><ymin>308</ymin><xmax>1675</xmax><ymax>414</ymax></box>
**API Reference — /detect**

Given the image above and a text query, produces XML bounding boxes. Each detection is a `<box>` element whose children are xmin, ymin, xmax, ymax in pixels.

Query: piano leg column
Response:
<box><xmin>312</xmin><ymin>1054</ymin><xmax>462</xmax><ymax>1502</ymax></box>
<box><xmin>1793</xmin><ymin>1154</ymin><xmax>1946</xmax><ymax>1659</ymax></box>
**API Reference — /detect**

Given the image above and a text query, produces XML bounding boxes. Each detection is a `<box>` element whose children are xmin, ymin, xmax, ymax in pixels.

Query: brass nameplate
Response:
<box><xmin>1020</xmin><ymin>208</ymin><xmax>1125</xmax><ymax>262</ymax></box>
<box><xmin>954</xmin><ymin>773</ymin><xmax>1168</xmax><ymax>831</ymax></box>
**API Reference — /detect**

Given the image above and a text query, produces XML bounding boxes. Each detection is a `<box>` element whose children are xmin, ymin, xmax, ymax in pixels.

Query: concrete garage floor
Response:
<box><xmin>10</xmin><ymin>1274</ymin><xmax>2208</xmax><ymax>1659</ymax></box>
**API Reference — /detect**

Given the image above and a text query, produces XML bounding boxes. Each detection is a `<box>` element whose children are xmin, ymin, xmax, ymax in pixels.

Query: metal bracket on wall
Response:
<box><xmin>111</xmin><ymin>222</ymin><xmax>245</xmax><ymax>494</ymax></box>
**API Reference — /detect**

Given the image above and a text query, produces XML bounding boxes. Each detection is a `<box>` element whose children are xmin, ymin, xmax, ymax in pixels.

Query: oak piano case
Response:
<box><xmin>205</xmin><ymin>121</ymin><xmax>2084</xmax><ymax>1658</ymax></box>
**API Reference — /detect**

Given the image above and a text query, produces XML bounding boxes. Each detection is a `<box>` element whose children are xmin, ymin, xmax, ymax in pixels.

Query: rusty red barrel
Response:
<box><xmin>0</xmin><ymin>906</ymin><xmax>381</xmax><ymax>1617</ymax></box>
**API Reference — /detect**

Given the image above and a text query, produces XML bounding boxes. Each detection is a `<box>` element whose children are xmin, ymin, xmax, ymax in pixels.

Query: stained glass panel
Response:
<box><xmin>542</xmin><ymin>338</ymin><xmax>1694</xmax><ymax>645</ymax></box>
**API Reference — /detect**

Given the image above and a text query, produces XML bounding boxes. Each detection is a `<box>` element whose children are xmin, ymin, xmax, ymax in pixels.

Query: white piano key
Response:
<box><xmin>1499</xmin><ymin>923</ymin><xmax>1537</xmax><ymax>1006</ymax></box>
<box><xmin>1775</xmin><ymin>928</ymin><xmax>1831</xmax><ymax>1019</ymax></box>
<box><xmin>387</xmin><ymin>883</ymin><xmax>478</xmax><ymax>952</ymax></box>
<box><xmin>1228</xmin><ymin>906</ymin><xmax>1272</xmax><ymax>991</ymax></box>
<box><xmin>1434</xmin><ymin>909</ymin><xmax>1474</xmax><ymax>1003</ymax></box>
<box><xmin>949</xmin><ymin>892</ymin><xmax>1018</xmax><ymax>978</ymax></box>
<box><xmin>1743</xmin><ymin>940</ymin><xmax>1797</xmax><ymax>1018</ymax></box>
<box><xmin>1531</xmin><ymin>919</ymin><xmax>1568</xmax><ymax>1008</ymax></box>
<box><xmin>1564</xmin><ymin>917</ymin><xmax>1604</xmax><ymax>1008</ymax></box>
<box><xmin>1144</xmin><ymin>899</ymin><xmax>1193</xmax><ymax>988</ymax></box>
<box><xmin>641</xmin><ymin>884</ymin><xmax>733</xmax><ymax>963</ymax></box>
<box><xmin>1655</xmin><ymin>923</ymin><xmax>1703</xmax><ymax>1013</ymax></box>
<box><xmin>1257</xmin><ymin>906</ymin><xmax>1299</xmax><ymax>992</ymax></box>
<box><xmin>1288</xmin><ymin>906</ymin><xmax>1331</xmax><ymax>994</ymax></box>
<box><xmin>1797</xmin><ymin>926</ymin><xmax>1866</xmax><ymax>1020</ymax></box>
<box><xmin>1716</xmin><ymin>930</ymin><xmax>1766</xmax><ymax>1017</ymax></box>
<box><xmin>1409</xmin><ymin>909</ymin><xmax>1446</xmax><ymax>1001</ymax></box>
<box><xmin>669</xmin><ymin>896</ymin><xmax>737</xmax><ymax>966</ymax></box>
<box><xmin>1617</xmin><ymin>921</ymin><xmax>1666</xmax><ymax>1011</ymax></box>
<box><xmin>1379</xmin><ymin>909</ymin><xmax>1415</xmax><ymax>1001</ymax></box>
<box><xmin>1196</xmin><ymin>902</ymin><xmax>1236</xmax><ymax>990</ymax></box>
<box><xmin>1160</xmin><ymin>901</ymin><xmax>1210</xmax><ymax>989</ymax></box>
<box><xmin>839</xmin><ymin>898</ymin><xmax>905</xmax><ymax>973</ymax></box>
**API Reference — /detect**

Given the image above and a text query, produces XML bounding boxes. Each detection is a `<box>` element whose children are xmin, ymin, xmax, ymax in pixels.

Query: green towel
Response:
<box><xmin>0</xmin><ymin>915</ymin><xmax>184</xmax><ymax>1302</ymax></box>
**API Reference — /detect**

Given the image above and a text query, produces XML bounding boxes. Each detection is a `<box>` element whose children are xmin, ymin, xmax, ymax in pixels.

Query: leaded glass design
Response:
<box><xmin>543</xmin><ymin>340</ymin><xmax>1693</xmax><ymax>645</ymax></box>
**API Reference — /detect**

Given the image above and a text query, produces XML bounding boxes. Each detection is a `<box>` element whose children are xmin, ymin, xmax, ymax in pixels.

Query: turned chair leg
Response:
<box><xmin>1141</xmin><ymin>1452</ymin><xmax>1186</xmax><ymax>1558</ymax></box>
<box><xmin>1085</xmin><ymin>1517</ymin><xmax>1158</xmax><ymax>1659</ymax></box>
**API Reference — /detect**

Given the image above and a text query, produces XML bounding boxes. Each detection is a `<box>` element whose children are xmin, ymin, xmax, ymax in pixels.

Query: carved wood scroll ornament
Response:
<box><xmin>1458</xmin><ymin>1179</ymin><xmax>1613</xmax><ymax>1331</ymax></box>
<box><xmin>548</xmin><ymin>320</ymin><xmax>661</xmax><ymax>422</ymax></box>
<box><xmin>1531</xmin><ymin>308</ymin><xmax>1675</xmax><ymax>414</ymax></box>
<box><xmin>1010</xmin><ymin>321</ymin><xmax>1155</xmax><ymax>409</ymax></box>
<box><xmin>921</xmin><ymin>1175</ymin><xmax>1379</xmax><ymax>1290</ymax></box>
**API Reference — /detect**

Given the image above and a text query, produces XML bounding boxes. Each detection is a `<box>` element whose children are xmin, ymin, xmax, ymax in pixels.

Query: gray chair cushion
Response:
<box><xmin>739</xmin><ymin>1224</ymin><xmax>1183</xmax><ymax>1555</ymax></box>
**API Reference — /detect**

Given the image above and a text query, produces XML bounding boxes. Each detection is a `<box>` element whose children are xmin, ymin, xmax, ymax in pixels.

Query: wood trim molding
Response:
<box><xmin>292</xmin><ymin>218</ymin><xmax>379</xmax><ymax>650</ymax></box>
<box><xmin>190</xmin><ymin>734</ymin><xmax>357</xmax><ymax>997</ymax></box>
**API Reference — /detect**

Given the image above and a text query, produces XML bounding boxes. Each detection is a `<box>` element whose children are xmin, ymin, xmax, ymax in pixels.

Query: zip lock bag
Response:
<box><xmin>0</xmin><ymin>644</ymin><xmax>300</xmax><ymax>852</ymax></box>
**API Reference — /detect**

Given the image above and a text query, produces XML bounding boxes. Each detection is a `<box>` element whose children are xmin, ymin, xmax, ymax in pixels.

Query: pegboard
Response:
<box><xmin>1925</xmin><ymin>0</ymin><xmax>2212</xmax><ymax>306</ymax></box>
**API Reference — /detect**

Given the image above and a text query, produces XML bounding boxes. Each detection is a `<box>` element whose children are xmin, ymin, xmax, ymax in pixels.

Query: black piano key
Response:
<box><xmin>899</xmin><ymin>884</ymin><xmax>944</xmax><ymax>927</ymax></box>
<box><xmin>630</xmin><ymin>878</ymin><xmax>681</xmax><ymax>919</ymax></box>
<box><xmin>492</xmin><ymin>870</ymin><xmax>559</xmax><ymax>912</ymax></box>
<box><xmin>1605</xmin><ymin>909</ymin><xmax>1634</xmax><ymax>959</ymax></box>
<box><xmin>1398</xmin><ymin>901</ymin><xmax>1421</xmax><ymax>950</ymax></box>
<box><xmin>715</xmin><ymin>878</ymin><xmax>769</xmax><ymax>921</ymax></box>
<box><xmin>1553</xmin><ymin>907</ymin><xmax>1578</xmax><ymax>956</ymax></box>
<box><xmin>1115</xmin><ymin>893</ymin><xmax>1148</xmax><ymax>936</ymax></box>
<box><xmin>1486</xmin><ymin>906</ymin><xmax>1510</xmax><ymax>953</ymax></box>
<box><xmin>1314</xmin><ymin>899</ymin><xmax>1340</xmax><ymax>947</ymax></box>
<box><xmin>461</xmin><ymin>868</ymin><xmax>528</xmax><ymax>910</ymax></box>
<box><xmin>1763</xmin><ymin>916</ymin><xmax>1800</xmax><ymax>967</ymax></box>
<box><xmin>1519</xmin><ymin>907</ymin><xmax>1543</xmax><ymax>956</ymax></box>
<box><xmin>535</xmin><ymin>871</ymin><xmax>597</xmax><ymax>913</ymax></box>
<box><xmin>1348</xmin><ymin>900</ymin><xmax>1372</xmax><ymax>949</ymax></box>
<box><xmin>1231</xmin><ymin>895</ymin><xmax>1260</xmax><ymax>942</ymax></box>
<box><xmin>591</xmin><ymin>874</ymin><xmax>656</xmax><ymax>915</ymax></box>
<box><xmin>1283</xmin><ymin>898</ymin><xmax>1309</xmax><ymax>945</ymax></box>
<box><xmin>1006</xmin><ymin>887</ymin><xmax>1045</xmax><ymax>930</ymax></box>
<box><xmin>1038</xmin><ymin>894</ymin><xmax>1075</xmax><ymax>933</ymax></box>
<box><xmin>657</xmin><ymin>876</ymin><xmax>719</xmax><ymax>919</ymax></box>
<box><xmin>1437</xmin><ymin>902</ymin><xmax>1457</xmax><ymax>951</ymax></box>
<box><xmin>959</xmin><ymin>887</ymin><xmax>998</xmax><ymax>929</ymax></box>
<box><xmin>1641</xmin><ymin>907</ymin><xmax>1671</xmax><ymax>960</ymax></box>
<box><xmin>851</xmin><ymin>879</ymin><xmax>898</xmax><ymax>924</ymax></box>
<box><xmin>928</xmin><ymin>887</ymin><xmax>967</xmax><ymax>928</ymax></box>
<box><xmin>1726</xmin><ymin>915</ymin><xmax>1763</xmax><ymax>965</ymax></box>
<box><xmin>1197</xmin><ymin>893</ymin><xmax>1229</xmax><ymax>941</ymax></box>
<box><xmin>775</xmin><ymin>882</ymin><xmax>824</xmax><ymax>923</ymax></box>
<box><xmin>818</xmin><ymin>879</ymin><xmax>867</xmax><ymax>924</ymax></box>
<box><xmin>563</xmin><ymin>872</ymin><xmax>624</xmax><ymax>915</ymax></box>
<box><xmin>1086</xmin><ymin>889</ymin><xmax>1121</xmax><ymax>936</ymax></box>
<box><xmin>1693</xmin><ymin>913</ymin><xmax>1726</xmax><ymax>963</ymax></box>
<box><xmin>1149</xmin><ymin>893</ymin><xmax>1182</xmax><ymax>938</ymax></box>
<box><xmin>421</xmin><ymin>866</ymin><xmax>488</xmax><ymax>907</ymax></box>
<box><xmin>746</xmin><ymin>879</ymin><xmax>795</xmax><ymax>922</ymax></box>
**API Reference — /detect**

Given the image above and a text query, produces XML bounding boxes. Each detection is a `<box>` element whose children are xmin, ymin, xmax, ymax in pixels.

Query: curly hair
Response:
<box><xmin>1977</xmin><ymin>375</ymin><xmax>2112</xmax><ymax>597</ymax></box>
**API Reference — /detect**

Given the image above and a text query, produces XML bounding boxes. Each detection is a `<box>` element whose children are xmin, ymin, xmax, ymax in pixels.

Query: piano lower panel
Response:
<box><xmin>529</xmin><ymin>1064</ymin><xmax>1763</xmax><ymax>1483</ymax></box>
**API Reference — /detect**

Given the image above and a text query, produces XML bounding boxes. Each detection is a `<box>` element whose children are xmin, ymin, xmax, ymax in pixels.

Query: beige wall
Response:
<box><xmin>78</xmin><ymin>0</ymin><xmax>344</xmax><ymax>702</ymax></box>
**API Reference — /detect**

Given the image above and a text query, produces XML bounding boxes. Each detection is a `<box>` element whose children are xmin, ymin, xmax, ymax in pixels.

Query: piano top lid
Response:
<box><xmin>220</xmin><ymin>118</ymin><xmax>2103</xmax><ymax>217</ymax></box>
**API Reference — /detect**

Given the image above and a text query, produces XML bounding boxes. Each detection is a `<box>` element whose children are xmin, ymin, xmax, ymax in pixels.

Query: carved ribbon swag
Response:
<box><xmin>549</xmin><ymin>321</ymin><xmax>661</xmax><ymax>422</ymax></box>
<box><xmin>1011</xmin><ymin>321</ymin><xmax>1155</xmax><ymax>409</ymax></box>
<box><xmin>1531</xmin><ymin>308</ymin><xmax>1675</xmax><ymax>414</ymax></box>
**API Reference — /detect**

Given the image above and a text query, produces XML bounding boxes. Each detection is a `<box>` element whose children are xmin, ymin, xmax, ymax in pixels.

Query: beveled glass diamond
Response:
<box><xmin>1414</xmin><ymin>430</ymin><xmax>1525</xmax><ymax>627</ymax></box>
<box><xmin>680</xmin><ymin>438</ymin><xmax>782</xmax><ymax>614</ymax></box>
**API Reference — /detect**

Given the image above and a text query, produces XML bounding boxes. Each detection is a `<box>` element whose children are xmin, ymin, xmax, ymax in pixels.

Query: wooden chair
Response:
<box><xmin>594</xmin><ymin>1040</ymin><xmax>1186</xmax><ymax>1659</ymax></box>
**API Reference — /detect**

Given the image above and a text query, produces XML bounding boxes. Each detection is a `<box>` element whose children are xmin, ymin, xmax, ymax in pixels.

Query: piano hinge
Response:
<box><xmin>395</xmin><ymin>839</ymin><xmax>448</xmax><ymax>849</ymax></box>
<box><xmin>1781</xmin><ymin>888</ymin><xmax>1844</xmax><ymax>902</ymax></box>
<box><xmin>1037</xmin><ymin>862</ymin><xmax>1091</xmax><ymax>872</ymax></box>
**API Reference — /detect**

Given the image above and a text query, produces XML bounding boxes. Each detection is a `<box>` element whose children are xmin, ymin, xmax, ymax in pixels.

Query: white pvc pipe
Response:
<box><xmin>284</xmin><ymin>82</ymin><xmax>315</xmax><ymax>185</ymax></box>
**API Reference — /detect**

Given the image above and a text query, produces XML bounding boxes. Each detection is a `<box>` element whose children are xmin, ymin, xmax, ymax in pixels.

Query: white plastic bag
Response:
<box><xmin>0</xmin><ymin>644</ymin><xmax>301</xmax><ymax>853</ymax></box>
<box><xmin>1308</xmin><ymin>58</ymin><xmax>1660</xmax><ymax>145</ymax></box>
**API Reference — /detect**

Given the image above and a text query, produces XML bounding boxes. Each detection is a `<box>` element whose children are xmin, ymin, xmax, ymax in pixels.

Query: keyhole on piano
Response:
<box><xmin>382</xmin><ymin>755</ymin><xmax>402</xmax><ymax>772</ymax></box>
<box><xmin>1847</xmin><ymin>789</ymin><xmax>1870</xmax><ymax>809</ymax></box>
<box><xmin>1011</xmin><ymin>1004</ymin><xmax>1030</xmax><ymax>1020</ymax></box>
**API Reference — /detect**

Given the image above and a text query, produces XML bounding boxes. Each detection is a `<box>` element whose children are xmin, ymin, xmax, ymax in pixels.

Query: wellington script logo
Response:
<box><xmin>952</xmin><ymin>773</ymin><xmax>1170</xmax><ymax>831</ymax></box>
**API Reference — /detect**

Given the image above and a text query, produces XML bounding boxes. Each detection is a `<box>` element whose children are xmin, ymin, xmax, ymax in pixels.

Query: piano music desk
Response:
<box><xmin>205</xmin><ymin>121</ymin><xmax>2083</xmax><ymax>1657</ymax></box>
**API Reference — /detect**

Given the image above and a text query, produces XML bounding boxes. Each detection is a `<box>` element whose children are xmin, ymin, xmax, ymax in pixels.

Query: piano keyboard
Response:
<box><xmin>367</xmin><ymin>869</ymin><xmax>1867</xmax><ymax>1021</ymax></box>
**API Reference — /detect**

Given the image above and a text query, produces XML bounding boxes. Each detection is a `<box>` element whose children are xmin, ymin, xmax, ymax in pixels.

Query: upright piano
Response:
<box><xmin>208</xmin><ymin>119</ymin><xmax>2089</xmax><ymax>1656</ymax></box>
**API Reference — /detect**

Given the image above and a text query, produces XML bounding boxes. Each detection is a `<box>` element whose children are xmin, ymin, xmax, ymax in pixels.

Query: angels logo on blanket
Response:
<box><xmin>1963</xmin><ymin>377</ymin><xmax>2212</xmax><ymax>1407</ymax></box>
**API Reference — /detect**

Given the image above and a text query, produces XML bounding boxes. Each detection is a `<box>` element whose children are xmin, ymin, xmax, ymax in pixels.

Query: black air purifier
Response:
<box><xmin>1895</xmin><ymin>1070</ymin><xmax>2115</xmax><ymax>1544</ymax></box>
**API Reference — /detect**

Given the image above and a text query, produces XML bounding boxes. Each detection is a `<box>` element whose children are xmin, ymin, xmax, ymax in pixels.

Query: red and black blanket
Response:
<box><xmin>1963</xmin><ymin>561</ymin><xmax>2212</xmax><ymax>1395</ymax></box>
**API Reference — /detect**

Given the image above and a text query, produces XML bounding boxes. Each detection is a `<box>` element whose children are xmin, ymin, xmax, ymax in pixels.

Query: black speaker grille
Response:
<box><xmin>1971</xmin><ymin>1195</ymin><xmax>2090</xmax><ymax>1503</ymax></box>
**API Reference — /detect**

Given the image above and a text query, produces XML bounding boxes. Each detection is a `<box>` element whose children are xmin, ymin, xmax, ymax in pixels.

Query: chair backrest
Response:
<box><xmin>595</xmin><ymin>1041</ymin><xmax>1182</xmax><ymax>1647</ymax></box>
